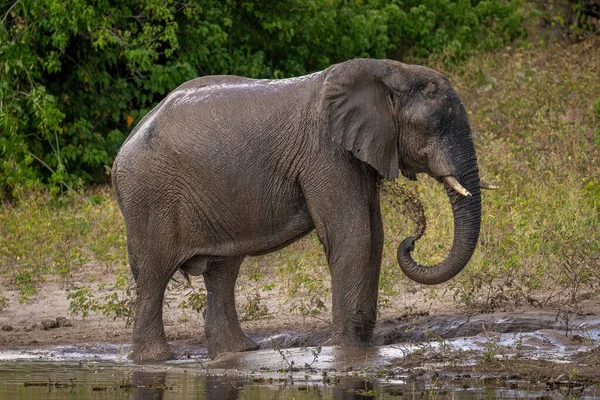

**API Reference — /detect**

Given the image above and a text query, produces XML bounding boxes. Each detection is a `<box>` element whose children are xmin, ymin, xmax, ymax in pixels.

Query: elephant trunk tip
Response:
<box><xmin>399</xmin><ymin>236</ymin><xmax>417</xmax><ymax>254</ymax></box>
<box><xmin>396</xmin><ymin>235</ymin><xmax>464</xmax><ymax>286</ymax></box>
<box><xmin>397</xmin><ymin>236</ymin><xmax>439</xmax><ymax>285</ymax></box>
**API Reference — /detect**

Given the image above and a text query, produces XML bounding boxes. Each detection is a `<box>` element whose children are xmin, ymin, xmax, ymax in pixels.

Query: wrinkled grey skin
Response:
<box><xmin>112</xmin><ymin>59</ymin><xmax>482</xmax><ymax>362</ymax></box>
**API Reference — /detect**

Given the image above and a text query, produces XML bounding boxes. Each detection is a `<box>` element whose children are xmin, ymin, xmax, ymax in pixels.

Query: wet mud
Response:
<box><xmin>1</xmin><ymin>311</ymin><xmax>599</xmax><ymax>389</ymax></box>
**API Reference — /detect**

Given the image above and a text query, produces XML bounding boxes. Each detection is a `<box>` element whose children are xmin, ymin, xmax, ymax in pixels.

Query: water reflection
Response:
<box><xmin>1</xmin><ymin>362</ymin><xmax>599</xmax><ymax>399</ymax></box>
<box><xmin>333</xmin><ymin>376</ymin><xmax>376</xmax><ymax>399</ymax></box>
<box><xmin>131</xmin><ymin>369</ymin><xmax>166</xmax><ymax>400</ymax></box>
<box><xmin>205</xmin><ymin>374</ymin><xmax>245</xmax><ymax>399</ymax></box>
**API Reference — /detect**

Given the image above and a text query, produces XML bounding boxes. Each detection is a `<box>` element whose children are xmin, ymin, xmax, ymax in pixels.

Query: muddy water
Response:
<box><xmin>2</xmin><ymin>361</ymin><xmax>599</xmax><ymax>399</ymax></box>
<box><xmin>1</xmin><ymin>313</ymin><xmax>599</xmax><ymax>398</ymax></box>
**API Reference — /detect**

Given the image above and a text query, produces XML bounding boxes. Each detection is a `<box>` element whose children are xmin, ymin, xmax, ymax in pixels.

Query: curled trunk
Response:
<box><xmin>397</xmin><ymin>166</ymin><xmax>482</xmax><ymax>285</ymax></box>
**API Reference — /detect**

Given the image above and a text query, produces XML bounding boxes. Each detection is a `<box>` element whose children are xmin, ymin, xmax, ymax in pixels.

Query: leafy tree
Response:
<box><xmin>391</xmin><ymin>0</ymin><xmax>524</xmax><ymax>62</ymax></box>
<box><xmin>0</xmin><ymin>0</ymin><xmax>523</xmax><ymax>196</ymax></box>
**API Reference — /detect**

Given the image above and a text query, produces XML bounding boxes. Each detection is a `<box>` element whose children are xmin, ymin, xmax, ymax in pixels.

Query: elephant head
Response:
<box><xmin>322</xmin><ymin>59</ymin><xmax>482</xmax><ymax>285</ymax></box>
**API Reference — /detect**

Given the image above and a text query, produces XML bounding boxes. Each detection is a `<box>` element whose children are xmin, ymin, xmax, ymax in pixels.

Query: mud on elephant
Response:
<box><xmin>112</xmin><ymin>58</ymin><xmax>491</xmax><ymax>362</ymax></box>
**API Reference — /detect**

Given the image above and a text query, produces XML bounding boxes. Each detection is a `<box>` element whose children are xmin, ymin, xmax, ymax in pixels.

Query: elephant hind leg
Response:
<box><xmin>130</xmin><ymin>256</ymin><xmax>177</xmax><ymax>362</ymax></box>
<box><xmin>203</xmin><ymin>257</ymin><xmax>259</xmax><ymax>358</ymax></box>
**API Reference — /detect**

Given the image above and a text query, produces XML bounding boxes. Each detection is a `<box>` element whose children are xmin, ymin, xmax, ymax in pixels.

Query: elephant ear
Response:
<box><xmin>321</xmin><ymin>59</ymin><xmax>399</xmax><ymax>179</ymax></box>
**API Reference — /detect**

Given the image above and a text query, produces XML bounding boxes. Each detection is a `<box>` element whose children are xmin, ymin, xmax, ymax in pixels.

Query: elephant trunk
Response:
<box><xmin>397</xmin><ymin>159</ymin><xmax>482</xmax><ymax>285</ymax></box>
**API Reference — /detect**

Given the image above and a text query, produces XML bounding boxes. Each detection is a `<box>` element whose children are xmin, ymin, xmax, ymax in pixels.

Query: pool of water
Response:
<box><xmin>1</xmin><ymin>360</ymin><xmax>599</xmax><ymax>399</ymax></box>
<box><xmin>2</xmin><ymin>318</ymin><xmax>599</xmax><ymax>399</ymax></box>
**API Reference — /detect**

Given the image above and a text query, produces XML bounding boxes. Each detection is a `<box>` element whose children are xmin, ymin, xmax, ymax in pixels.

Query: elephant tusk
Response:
<box><xmin>480</xmin><ymin>180</ymin><xmax>500</xmax><ymax>190</ymax></box>
<box><xmin>443</xmin><ymin>176</ymin><xmax>472</xmax><ymax>197</ymax></box>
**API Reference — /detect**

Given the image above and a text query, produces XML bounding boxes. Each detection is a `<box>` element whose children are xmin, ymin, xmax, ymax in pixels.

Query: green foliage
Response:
<box><xmin>584</xmin><ymin>179</ymin><xmax>600</xmax><ymax>209</ymax></box>
<box><xmin>94</xmin><ymin>264</ymin><xmax>135</xmax><ymax>326</ymax></box>
<box><xmin>241</xmin><ymin>292</ymin><xmax>269</xmax><ymax>321</ymax></box>
<box><xmin>12</xmin><ymin>272</ymin><xmax>37</xmax><ymax>303</ymax></box>
<box><xmin>566</xmin><ymin>0</ymin><xmax>600</xmax><ymax>37</ymax></box>
<box><xmin>480</xmin><ymin>325</ymin><xmax>501</xmax><ymax>364</ymax></box>
<box><xmin>175</xmin><ymin>275</ymin><xmax>209</xmax><ymax>321</ymax></box>
<box><xmin>240</xmin><ymin>264</ymin><xmax>270</xmax><ymax>321</ymax></box>
<box><xmin>0</xmin><ymin>188</ymin><xmax>126</xmax><ymax>301</ymax></box>
<box><xmin>97</xmin><ymin>290</ymin><xmax>135</xmax><ymax>328</ymax></box>
<box><xmin>178</xmin><ymin>289</ymin><xmax>208</xmax><ymax>318</ymax></box>
<box><xmin>67</xmin><ymin>269</ymin><xmax>134</xmax><ymax>326</ymax></box>
<box><xmin>544</xmin><ymin>1</ymin><xmax>600</xmax><ymax>41</ymax></box>
<box><xmin>391</xmin><ymin>0</ymin><xmax>524</xmax><ymax>63</ymax></box>
<box><xmin>274</xmin><ymin>239</ymin><xmax>330</xmax><ymax>318</ymax></box>
<box><xmin>1</xmin><ymin>0</ymin><xmax>524</xmax><ymax>195</ymax></box>
<box><xmin>66</xmin><ymin>286</ymin><xmax>96</xmax><ymax>320</ymax></box>
<box><xmin>440</xmin><ymin>37</ymin><xmax>600</xmax><ymax>311</ymax></box>
<box><xmin>482</xmin><ymin>346</ymin><xmax>498</xmax><ymax>364</ymax></box>
<box><xmin>1</xmin><ymin>0</ymin><xmax>187</xmax><ymax>194</ymax></box>
<box><xmin>0</xmin><ymin>291</ymin><xmax>6</xmax><ymax>311</ymax></box>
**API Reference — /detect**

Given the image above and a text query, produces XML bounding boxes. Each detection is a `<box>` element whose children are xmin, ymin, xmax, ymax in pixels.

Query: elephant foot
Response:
<box><xmin>130</xmin><ymin>340</ymin><xmax>173</xmax><ymax>363</ymax></box>
<box><xmin>207</xmin><ymin>333</ymin><xmax>259</xmax><ymax>359</ymax></box>
<box><xmin>326</xmin><ymin>333</ymin><xmax>373</xmax><ymax>347</ymax></box>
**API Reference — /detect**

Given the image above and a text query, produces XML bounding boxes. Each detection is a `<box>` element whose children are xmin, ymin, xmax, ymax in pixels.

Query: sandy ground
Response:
<box><xmin>1</xmin><ymin>265</ymin><xmax>599</xmax><ymax>354</ymax></box>
<box><xmin>0</xmin><ymin>266</ymin><xmax>457</xmax><ymax>350</ymax></box>
<box><xmin>3</xmin><ymin>266</ymin><xmax>600</xmax><ymax>388</ymax></box>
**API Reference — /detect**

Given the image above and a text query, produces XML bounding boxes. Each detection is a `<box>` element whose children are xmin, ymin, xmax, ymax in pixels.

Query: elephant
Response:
<box><xmin>112</xmin><ymin>58</ymin><xmax>487</xmax><ymax>362</ymax></box>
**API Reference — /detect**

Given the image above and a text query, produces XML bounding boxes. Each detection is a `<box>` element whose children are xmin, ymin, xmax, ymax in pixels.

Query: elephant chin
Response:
<box><xmin>396</xmin><ymin>171</ymin><xmax>482</xmax><ymax>285</ymax></box>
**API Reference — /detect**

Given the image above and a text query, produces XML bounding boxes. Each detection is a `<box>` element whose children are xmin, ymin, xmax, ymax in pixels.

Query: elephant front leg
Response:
<box><xmin>332</xmin><ymin>202</ymin><xmax>384</xmax><ymax>343</ymax></box>
<box><xmin>303</xmin><ymin>174</ymin><xmax>382</xmax><ymax>346</ymax></box>
<box><xmin>312</xmin><ymin>208</ymin><xmax>381</xmax><ymax>345</ymax></box>
<box><xmin>203</xmin><ymin>257</ymin><xmax>259</xmax><ymax>358</ymax></box>
<box><xmin>327</xmin><ymin>221</ymin><xmax>381</xmax><ymax>345</ymax></box>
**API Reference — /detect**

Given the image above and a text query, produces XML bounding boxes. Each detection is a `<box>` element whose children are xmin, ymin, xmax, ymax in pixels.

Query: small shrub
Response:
<box><xmin>96</xmin><ymin>290</ymin><xmax>135</xmax><ymax>328</ymax></box>
<box><xmin>13</xmin><ymin>272</ymin><xmax>38</xmax><ymax>304</ymax></box>
<box><xmin>67</xmin><ymin>286</ymin><xmax>97</xmax><ymax>320</ymax></box>
<box><xmin>0</xmin><ymin>291</ymin><xmax>7</xmax><ymax>311</ymax></box>
<box><xmin>567</xmin><ymin>0</ymin><xmax>600</xmax><ymax>37</ymax></box>
<box><xmin>93</xmin><ymin>266</ymin><xmax>136</xmax><ymax>326</ymax></box>
<box><xmin>241</xmin><ymin>292</ymin><xmax>270</xmax><ymax>321</ymax></box>
<box><xmin>1</xmin><ymin>189</ymin><xmax>125</xmax><ymax>302</ymax></box>
<box><xmin>178</xmin><ymin>289</ymin><xmax>208</xmax><ymax>318</ymax></box>
<box><xmin>480</xmin><ymin>324</ymin><xmax>501</xmax><ymax>364</ymax></box>
<box><xmin>275</xmin><ymin>248</ymin><xmax>329</xmax><ymax>318</ymax></box>
<box><xmin>568</xmin><ymin>368</ymin><xmax>580</xmax><ymax>382</ymax></box>
<box><xmin>240</xmin><ymin>263</ymin><xmax>270</xmax><ymax>321</ymax></box>
<box><xmin>187</xmin><ymin>291</ymin><xmax>208</xmax><ymax>316</ymax></box>
<box><xmin>66</xmin><ymin>265</ymin><xmax>135</xmax><ymax>326</ymax></box>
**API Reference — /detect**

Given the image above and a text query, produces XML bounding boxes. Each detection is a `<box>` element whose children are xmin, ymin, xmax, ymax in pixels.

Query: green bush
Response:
<box><xmin>391</xmin><ymin>0</ymin><xmax>524</xmax><ymax>62</ymax></box>
<box><xmin>0</xmin><ymin>0</ymin><xmax>524</xmax><ymax>196</ymax></box>
<box><xmin>0</xmin><ymin>189</ymin><xmax>126</xmax><ymax>301</ymax></box>
<box><xmin>551</xmin><ymin>0</ymin><xmax>600</xmax><ymax>38</ymax></box>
